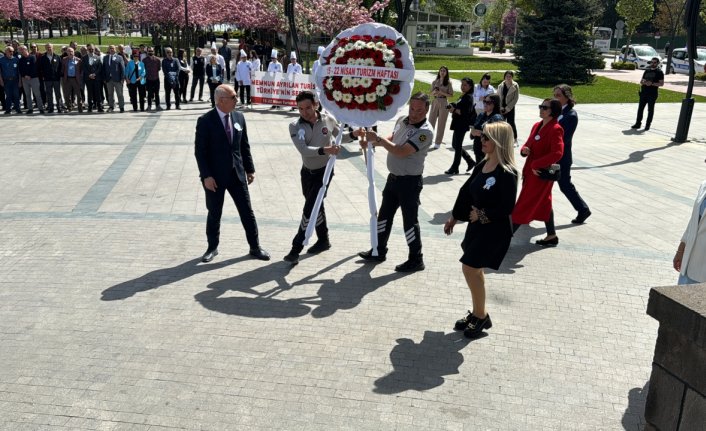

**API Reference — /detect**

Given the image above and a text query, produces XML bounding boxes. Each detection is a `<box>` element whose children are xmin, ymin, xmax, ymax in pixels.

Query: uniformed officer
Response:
<box><xmin>284</xmin><ymin>90</ymin><xmax>354</xmax><ymax>265</ymax></box>
<box><xmin>357</xmin><ymin>92</ymin><xmax>434</xmax><ymax>272</ymax></box>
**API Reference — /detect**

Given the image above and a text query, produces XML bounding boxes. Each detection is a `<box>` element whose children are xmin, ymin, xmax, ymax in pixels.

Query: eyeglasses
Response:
<box><xmin>483</xmin><ymin>100</ymin><xmax>494</xmax><ymax>105</ymax></box>
<box><xmin>480</xmin><ymin>133</ymin><xmax>490</xmax><ymax>141</ymax></box>
<box><xmin>538</xmin><ymin>105</ymin><xmax>551</xmax><ymax>110</ymax></box>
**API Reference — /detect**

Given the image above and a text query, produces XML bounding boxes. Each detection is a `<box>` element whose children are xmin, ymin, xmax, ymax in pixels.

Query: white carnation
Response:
<box><xmin>360</xmin><ymin>77</ymin><xmax>373</xmax><ymax>88</ymax></box>
<box><xmin>333</xmin><ymin>90</ymin><xmax>343</xmax><ymax>101</ymax></box>
<box><xmin>342</xmin><ymin>93</ymin><xmax>353</xmax><ymax>103</ymax></box>
<box><xmin>345</xmin><ymin>43</ymin><xmax>354</xmax><ymax>51</ymax></box>
<box><xmin>335</xmin><ymin>47</ymin><xmax>345</xmax><ymax>56</ymax></box>
<box><xmin>365</xmin><ymin>92</ymin><xmax>377</xmax><ymax>103</ymax></box>
<box><xmin>354</xmin><ymin>94</ymin><xmax>365</xmax><ymax>104</ymax></box>
<box><xmin>375</xmin><ymin>42</ymin><xmax>386</xmax><ymax>50</ymax></box>
<box><xmin>385</xmin><ymin>62</ymin><xmax>395</xmax><ymax>68</ymax></box>
<box><xmin>381</xmin><ymin>79</ymin><xmax>391</xmax><ymax>86</ymax></box>
<box><xmin>325</xmin><ymin>78</ymin><xmax>334</xmax><ymax>90</ymax></box>
<box><xmin>375</xmin><ymin>85</ymin><xmax>387</xmax><ymax>96</ymax></box>
<box><xmin>341</xmin><ymin>76</ymin><xmax>353</xmax><ymax>88</ymax></box>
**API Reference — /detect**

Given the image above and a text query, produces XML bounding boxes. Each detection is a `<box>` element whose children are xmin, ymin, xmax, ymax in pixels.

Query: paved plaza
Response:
<box><xmin>1</xmin><ymin>74</ymin><xmax>705</xmax><ymax>430</ymax></box>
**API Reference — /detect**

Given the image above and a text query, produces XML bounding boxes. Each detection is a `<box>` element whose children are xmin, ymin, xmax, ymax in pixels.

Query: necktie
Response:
<box><xmin>224</xmin><ymin>114</ymin><xmax>232</xmax><ymax>144</ymax></box>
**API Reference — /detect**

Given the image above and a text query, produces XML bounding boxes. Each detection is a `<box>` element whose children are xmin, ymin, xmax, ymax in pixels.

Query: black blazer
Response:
<box><xmin>449</xmin><ymin>92</ymin><xmax>475</xmax><ymax>132</ymax></box>
<box><xmin>82</xmin><ymin>56</ymin><xmax>103</xmax><ymax>82</ymax></box>
<box><xmin>38</xmin><ymin>54</ymin><xmax>63</xmax><ymax>81</ymax></box>
<box><xmin>194</xmin><ymin>109</ymin><xmax>254</xmax><ymax>186</ymax></box>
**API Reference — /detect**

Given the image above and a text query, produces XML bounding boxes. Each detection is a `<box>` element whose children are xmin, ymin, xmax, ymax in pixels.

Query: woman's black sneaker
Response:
<box><xmin>463</xmin><ymin>314</ymin><xmax>492</xmax><ymax>338</ymax></box>
<box><xmin>454</xmin><ymin>310</ymin><xmax>476</xmax><ymax>330</ymax></box>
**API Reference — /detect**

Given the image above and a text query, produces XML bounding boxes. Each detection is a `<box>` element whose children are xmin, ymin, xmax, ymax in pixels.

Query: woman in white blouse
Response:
<box><xmin>473</xmin><ymin>73</ymin><xmax>495</xmax><ymax>114</ymax></box>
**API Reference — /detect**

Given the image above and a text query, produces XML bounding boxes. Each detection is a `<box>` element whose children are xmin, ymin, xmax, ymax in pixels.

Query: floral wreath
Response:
<box><xmin>315</xmin><ymin>23</ymin><xmax>415</xmax><ymax>128</ymax></box>
<box><xmin>322</xmin><ymin>35</ymin><xmax>404</xmax><ymax>111</ymax></box>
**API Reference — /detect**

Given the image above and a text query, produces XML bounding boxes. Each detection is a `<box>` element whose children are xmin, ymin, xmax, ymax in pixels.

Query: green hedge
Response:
<box><xmin>611</xmin><ymin>61</ymin><xmax>637</xmax><ymax>70</ymax></box>
<box><xmin>696</xmin><ymin>72</ymin><xmax>706</xmax><ymax>81</ymax></box>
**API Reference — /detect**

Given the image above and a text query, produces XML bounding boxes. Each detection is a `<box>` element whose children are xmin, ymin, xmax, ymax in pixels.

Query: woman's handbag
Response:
<box><xmin>538</xmin><ymin>164</ymin><xmax>561</xmax><ymax>181</ymax></box>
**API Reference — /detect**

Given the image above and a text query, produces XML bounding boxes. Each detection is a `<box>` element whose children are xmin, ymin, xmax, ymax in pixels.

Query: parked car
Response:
<box><xmin>619</xmin><ymin>44</ymin><xmax>662</xmax><ymax>70</ymax></box>
<box><xmin>666</xmin><ymin>47</ymin><xmax>706</xmax><ymax>74</ymax></box>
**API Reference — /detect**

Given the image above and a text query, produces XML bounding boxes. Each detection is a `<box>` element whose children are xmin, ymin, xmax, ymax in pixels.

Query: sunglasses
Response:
<box><xmin>483</xmin><ymin>100</ymin><xmax>494</xmax><ymax>105</ymax></box>
<box><xmin>480</xmin><ymin>133</ymin><xmax>490</xmax><ymax>141</ymax></box>
<box><xmin>538</xmin><ymin>105</ymin><xmax>551</xmax><ymax>110</ymax></box>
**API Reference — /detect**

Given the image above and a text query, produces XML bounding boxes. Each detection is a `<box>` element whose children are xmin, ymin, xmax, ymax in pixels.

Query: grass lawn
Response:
<box><xmin>446</xmin><ymin>72</ymin><xmax>706</xmax><ymax>104</ymax></box>
<box><xmin>414</xmin><ymin>55</ymin><xmax>515</xmax><ymax>72</ymax></box>
<box><xmin>24</xmin><ymin>35</ymin><xmax>152</xmax><ymax>48</ymax></box>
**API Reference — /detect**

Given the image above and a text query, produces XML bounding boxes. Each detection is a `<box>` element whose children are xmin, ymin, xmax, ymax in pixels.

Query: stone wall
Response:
<box><xmin>645</xmin><ymin>284</ymin><xmax>706</xmax><ymax>430</ymax></box>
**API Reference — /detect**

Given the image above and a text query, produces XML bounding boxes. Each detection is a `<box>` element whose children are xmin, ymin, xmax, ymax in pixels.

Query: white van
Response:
<box><xmin>667</xmin><ymin>47</ymin><xmax>706</xmax><ymax>74</ymax></box>
<box><xmin>619</xmin><ymin>45</ymin><xmax>662</xmax><ymax>70</ymax></box>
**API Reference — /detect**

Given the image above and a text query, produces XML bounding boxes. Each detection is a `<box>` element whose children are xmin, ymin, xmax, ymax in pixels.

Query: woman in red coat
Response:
<box><xmin>512</xmin><ymin>98</ymin><xmax>564</xmax><ymax>246</ymax></box>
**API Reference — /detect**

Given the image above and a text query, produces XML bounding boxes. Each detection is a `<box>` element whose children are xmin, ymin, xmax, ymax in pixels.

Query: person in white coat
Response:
<box><xmin>235</xmin><ymin>49</ymin><xmax>252</xmax><ymax>108</ymax></box>
<box><xmin>286</xmin><ymin>51</ymin><xmax>302</xmax><ymax>110</ymax></box>
<box><xmin>267</xmin><ymin>49</ymin><xmax>282</xmax><ymax>109</ymax></box>
<box><xmin>674</xmin><ymin>163</ymin><xmax>706</xmax><ymax>284</ymax></box>
<box><xmin>311</xmin><ymin>46</ymin><xmax>324</xmax><ymax>78</ymax></box>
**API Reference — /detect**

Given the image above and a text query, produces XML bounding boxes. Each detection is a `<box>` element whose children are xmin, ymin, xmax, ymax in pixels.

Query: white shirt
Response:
<box><xmin>251</xmin><ymin>58</ymin><xmax>261</xmax><ymax>73</ymax></box>
<box><xmin>286</xmin><ymin>62</ymin><xmax>302</xmax><ymax>74</ymax></box>
<box><xmin>235</xmin><ymin>60</ymin><xmax>252</xmax><ymax>85</ymax></box>
<box><xmin>473</xmin><ymin>84</ymin><xmax>496</xmax><ymax>112</ymax></box>
<box><xmin>267</xmin><ymin>61</ymin><xmax>282</xmax><ymax>73</ymax></box>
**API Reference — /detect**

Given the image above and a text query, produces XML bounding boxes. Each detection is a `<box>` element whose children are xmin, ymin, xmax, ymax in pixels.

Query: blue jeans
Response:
<box><xmin>678</xmin><ymin>273</ymin><xmax>700</xmax><ymax>285</ymax></box>
<box><xmin>3</xmin><ymin>79</ymin><xmax>20</xmax><ymax>112</ymax></box>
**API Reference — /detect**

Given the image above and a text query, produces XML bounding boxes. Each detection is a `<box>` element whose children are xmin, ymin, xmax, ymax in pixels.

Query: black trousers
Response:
<box><xmin>376</xmin><ymin>174</ymin><xmax>423</xmax><ymax>259</ymax></box>
<box><xmin>449</xmin><ymin>128</ymin><xmax>474</xmax><ymax>171</ymax></box>
<box><xmin>178</xmin><ymin>72</ymin><xmax>189</xmax><ymax>101</ymax></box>
<box><xmin>190</xmin><ymin>74</ymin><xmax>204</xmax><ymax>100</ymax></box>
<box><xmin>164</xmin><ymin>82</ymin><xmax>180</xmax><ymax>108</ymax></box>
<box><xmin>472</xmin><ymin>137</ymin><xmax>484</xmax><ymax>165</ymax></box>
<box><xmin>85</xmin><ymin>79</ymin><xmax>103</xmax><ymax>110</ymax></box>
<box><xmin>128</xmin><ymin>82</ymin><xmax>146</xmax><ymax>111</ymax></box>
<box><xmin>504</xmin><ymin>108</ymin><xmax>517</xmax><ymax>139</ymax></box>
<box><xmin>635</xmin><ymin>92</ymin><xmax>658</xmax><ymax>127</ymax></box>
<box><xmin>239</xmin><ymin>84</ymin><xmax>251</xmax><ymax>105</ymax></box>
<box><xmin>558</xmin><ymin>154</ymin><xmax>589</xmax><ymax>214</ymax></box>
<box><xmin>204</xmin><ymin>170</ymin><xmax>260</xmax><ymax>251</ymax></box>
<box><xmin>208</xmin><ymin>82</ymin><xmax>219</xmax><ymax>107</ymax></box>
<box><xmin>146</xmin><ymin>79</ymin><xmax>160</xmax><ymax>107</ymax></box>
<box><xmin>290</xmin><ymin>167</ymin><xmax>332</xmax><ymax>253</ymax></box>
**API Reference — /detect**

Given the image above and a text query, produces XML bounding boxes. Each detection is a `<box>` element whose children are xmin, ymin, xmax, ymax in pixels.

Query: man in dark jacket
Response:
<box><xmin>38</xmin><ymin>43</ymin><xmax>65</xmax><ymax>113</ymax></box>
<box><xmin>190</xmin><ymin>47</ymin><xmax>205</xmax><ymax>102</ymax></box>
<box><xmin>18</xmin><ymin>45</ymin><xmax>44</xmax><ymax>114</ymax></box>
<box><xmin>161</xmin><ymin>47</ymin><xmax>181</xmax><ymax>110</ymax></box>
<box><xmin>83</xmin><ymin>46</ymin><xmax>104</xmax><ymax>112</ymax></box>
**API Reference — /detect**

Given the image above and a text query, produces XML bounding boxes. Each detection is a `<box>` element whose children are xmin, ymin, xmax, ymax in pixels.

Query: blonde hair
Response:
<box><xmin>483</xmin><ymin>122</ymin><xmax>517</xmax><ymax>174</ymax></box>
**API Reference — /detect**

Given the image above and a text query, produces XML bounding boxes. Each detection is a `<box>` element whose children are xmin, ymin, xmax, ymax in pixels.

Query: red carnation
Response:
<box><xmin>358</xmin><ymin>103</ymin><xmax>368</xmax><ymax>111</ymax></box>
<box><xmin>383</xmin><ymin>95</ymin><xmax>393</xmax><ymax>106</ymax></box>
<box><xmin>389</xmin><ymin>84</ymin><xmax>400</xmax><ymax>95</ymax></box>
<box><xmin>363</xmin><ymin>35</ymin><xmax>372</xmax><ymax>42</ymax></box>
<box><xmin>394</xmin><ymin>49</ymin><xmax>402</xmax><ymax>58</ymax></box>
<box><xmin>333</xmin><ymin>80</ymin><xmax>343</xmax><ymax>91</ymax></box>
<box><xmin>351</xmin><ymin>35</ymin><xmax>362</xmax><ymax>41</ymax></box>
<box><xmin>383</xmin><ymin>39</ymin><xmax>395</xmax><ymax>48</ymax></box>
<box><xmin>395</xmin><ymin>59</ymin><xmax>403</xmax><ymax>68</ymax></box>
<box><xmin>326</xmin><ymin>92</ymin><xmax>334</xmax><ymax>101</ymax></box>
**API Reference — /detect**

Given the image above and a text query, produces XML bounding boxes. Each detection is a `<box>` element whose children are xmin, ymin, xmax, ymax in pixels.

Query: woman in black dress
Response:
<box><xmin>444</xmin><ymin>77</ymin><xmax>477</xmax><ymax>175</ymax></box>
<box><xmin>444</xmin><ymin>122</ymin><xmax>518</xmax><ymax>338</ymax></box>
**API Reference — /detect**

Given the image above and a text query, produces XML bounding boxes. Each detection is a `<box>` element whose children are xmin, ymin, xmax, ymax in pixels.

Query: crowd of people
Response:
<box><xmin>0</xmin><ymin>37</ymin><xmax>304</xmax><ymax>115</ymax></box>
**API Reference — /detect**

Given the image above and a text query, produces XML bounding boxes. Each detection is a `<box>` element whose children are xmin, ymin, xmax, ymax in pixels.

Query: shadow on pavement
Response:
<box><xmin>373</xmin><ymin>331</ymin><xmax>475</xmax><ymax>394</ymax></box>
<box><xmin>100</xmin><ymin>256</ymin><xmax>248</xmax><ymax>301</ymax></box>
<box><xmin>574</xmin><ymin>142</ymin><xmax>679</xmax><ymax>171</ymax></box>
<box><xmin>423</xmin><ymin>173</ymin><xmax>456</xmax><ymax>186</ymax></box>
<box><xmin>195</xmin><ymin>254</ymin><xmax>410</xmax><ymax>319</ymax></box>
<box><xmin>622</xmin><ymin>381</ymin><xmax>649</xmax><ymax>431</ymax></box>
<box><xmin>491</xmin><ymin>224</ymin><xmax>545</xmax><ymax>275</ymax></box>
<box><xmin>429</xmin><ymin>211</ymin><xmax>452</xmax><ymax>225</ymax></box>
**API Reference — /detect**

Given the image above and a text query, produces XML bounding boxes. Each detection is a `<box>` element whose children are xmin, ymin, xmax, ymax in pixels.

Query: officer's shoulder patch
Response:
<box><xmin>321</xmin><ymin>127</ymin><xmax>329</xmax><ymax>135</ymax></box>
<box><xmin>419</xmin><ymin>134</ymin><xmax>427</xmax><ymax>142</ymax></box>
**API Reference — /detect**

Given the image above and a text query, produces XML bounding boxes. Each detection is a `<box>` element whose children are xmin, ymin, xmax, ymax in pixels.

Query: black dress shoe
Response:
<box><xmin>630</xmin><ymin>123</ymin><xmax>640</xmax><ymax>129</ymax></box>
<box><xmin>307</xmin><ymin>240</ymin><xmax>331</xmax><ymax>254</ymax></box>
<box><xmin>201</xmin><ymin>248</ymin><xmax>218</xmax><ymax>262</ymax></box>
<box><xmin>283</xmin><ymin>250</ymin><xmax>299</xmax><ymax>265</ymax></box>
<box><xmin>358</xmin><ymin>249</ymin><xmax>386</xmax><ymax>262</ymax></box>
<box><xmin>463</xmin><ymin>314</ymin><xmax>492</xmax><ymax>338</ymax></box>
<box><xmin>571</xmin><ymin>210</ymin><xmax>592</xmax><ymax>224</ymax></box>
<box><xmin>249</xmin><ymin>248</ymin><xmax>271</xmax><ymax>260</ymax></box>
<box><xmin>394</xmin><ymin>258</ymin><xmax>425</xmax><ymax>272</ymax></box>
<box><xmin>454</xmin><ymin>310</ymin><xmax>476</xmax><ymax>331</ymax></box>
<box><xmin>643</xmin><ymin>125</ymin><xmax>650</xmax><ymax>131</ymax></box>
<box><xmin>444</xmin><ymin>169</ymin><xmax>459</xmax><ymax>175</ymax></box>
<box><xmin>535</xmin><ymin>237</ymin><xmax>559</xmax><ymax>247</ymax></box>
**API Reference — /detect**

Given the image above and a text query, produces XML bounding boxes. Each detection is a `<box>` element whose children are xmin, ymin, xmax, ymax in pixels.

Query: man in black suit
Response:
<box><xmin>194</xmin><ymin>84</ymin><xmax>270</xmax><ymax>262</ymax></box>
<box><xmin>103</xmin><ymin>45</ymin><xmax>125</xmax><ymax>112</ymax></box>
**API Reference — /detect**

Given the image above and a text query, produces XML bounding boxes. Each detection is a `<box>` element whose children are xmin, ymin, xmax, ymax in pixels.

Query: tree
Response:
<box><xmin>483</xmin><ymin>0</ymin><xmax>509</xmax><ymax>41</ymax></box>
<box><xmin>434</xmin><ymin>0</ymin><xmax>473</xmax><ymax>21</ymax></box>
<box><xmin>513</xmin><ymin>0</ymin><xmax>605</xmax><ymax>84</ymax></box>
<box><xmin>654</xmin><ymin>0</ymin><xmax>686</xmax><ymax>73</ymax></box>
<box><xmin>616</xmin><ymin>0</ymin><xmax>654</xmax><ymax>49</ymax></box>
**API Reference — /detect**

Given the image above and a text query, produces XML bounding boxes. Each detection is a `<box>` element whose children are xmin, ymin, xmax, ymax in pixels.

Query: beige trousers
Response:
<box><xmin>429</xmin><ymin>97</ymin><xmax>450</xmax><ymax>145</ymax></box>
